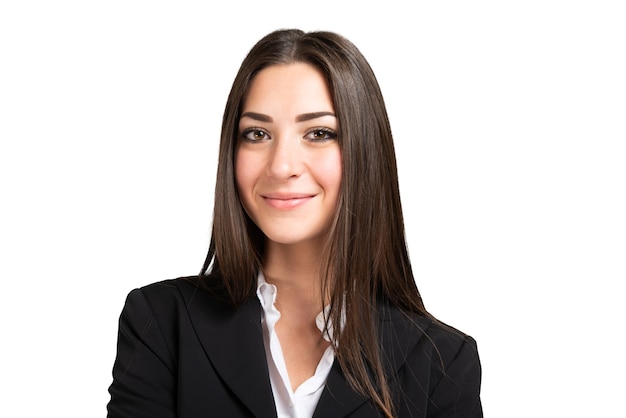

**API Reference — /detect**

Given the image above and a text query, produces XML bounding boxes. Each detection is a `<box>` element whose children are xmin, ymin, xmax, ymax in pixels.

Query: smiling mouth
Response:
<box><xmin>262</xmin><ymin>194</ymin><xmax>315</xmax><ymax>210</ymax></box>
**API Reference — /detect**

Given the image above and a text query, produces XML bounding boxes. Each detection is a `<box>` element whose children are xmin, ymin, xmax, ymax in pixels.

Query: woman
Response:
<box><xmin>107</xmin><ymin>29</ymin><xmax>482</xmax><ymax>418</ymax></box>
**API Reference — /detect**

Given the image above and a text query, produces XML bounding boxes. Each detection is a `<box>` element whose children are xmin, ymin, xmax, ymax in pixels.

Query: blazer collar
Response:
<box><xmin>314</xmin><ymin>301</ymin><xmax>433</xmax><ymax>418</ymax></box>
<box><xmin>181</xmin><ymin>280</ymin><xmax>431</xmax><ymax>418</ymax></box>
<box><xmin>180</xmin><ymin>281</ymin><xmax>278</xmax><ymax>418</ymax></box>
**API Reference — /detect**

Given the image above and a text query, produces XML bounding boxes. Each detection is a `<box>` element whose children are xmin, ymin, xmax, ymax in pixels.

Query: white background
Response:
<box><xmin>1</xmin><ymin>1</ymin><xmax>625</xmax><ymax>416</ymax></box>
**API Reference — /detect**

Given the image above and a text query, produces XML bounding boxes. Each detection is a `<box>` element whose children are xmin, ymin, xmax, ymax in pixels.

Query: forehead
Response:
<box><xmin>242</xmin><ymin>63</ymin><xmax>335</xmax><ymax>115</ymax></box>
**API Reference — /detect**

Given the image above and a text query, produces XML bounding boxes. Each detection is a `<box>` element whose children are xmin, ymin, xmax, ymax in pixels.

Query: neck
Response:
<box><xmin>262</xmin><ymin>240</ymin><xmax>326</xmax><ymax>317</ymax></box>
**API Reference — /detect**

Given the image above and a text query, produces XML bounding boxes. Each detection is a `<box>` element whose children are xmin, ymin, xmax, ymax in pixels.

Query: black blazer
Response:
<box><xmin>107</xmin><ymin>278</ymin><xmax>482</xmax><ymax>417</ymax></box>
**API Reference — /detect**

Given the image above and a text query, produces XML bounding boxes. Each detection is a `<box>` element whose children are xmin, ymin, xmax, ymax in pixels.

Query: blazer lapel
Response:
<box><xmin>180</xmin><ymin>282</ymin><xmax>277</xmax><ymax>418</ymax></box>
<box><xmin>178</xmin><ymin>280</ymin><xmax>432</xmax><ymax>418</ymax></box>
<box><xmin>377</xmin><ymin>303</ymin><xmax>432</xmax><ymax>377</ymax></box>
<box><xmin>313</xmin><ymin>362</ymin><xmax>370</xmax><ymax>418</ymax></box>
<box><xmin>314</xmin><ymin>302</ymin><xmax>432</xmax><ymax>417</ymax></box>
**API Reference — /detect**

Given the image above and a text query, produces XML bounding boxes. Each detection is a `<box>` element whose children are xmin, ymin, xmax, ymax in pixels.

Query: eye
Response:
<box><xmin>240</xmin><ymin>128</ymin><xmax>270</xmax><ymax>142</ymax></box>
<box><xmin>304</xmin><ymin>127</ymin><xmax>337</xmax><ymax>143</ymax></box>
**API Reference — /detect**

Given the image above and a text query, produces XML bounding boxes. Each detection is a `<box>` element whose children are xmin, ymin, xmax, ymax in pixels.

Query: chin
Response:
<box><xmin>265</xmin><ymin>233</ymin><xmax>312</xmax><ymax>246</ymax></box>
<box><xmin>262</xmin><ymin>227</ymin><xmax>326</xmax><ymax>248</ymax></box>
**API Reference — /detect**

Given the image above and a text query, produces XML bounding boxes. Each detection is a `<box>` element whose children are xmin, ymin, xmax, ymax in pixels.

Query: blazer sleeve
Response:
<box><xmin>428</xmin><ymin>335</ymin><xmax>483</xmax><ymax>418</ymax></box>
<box><xmin>107</xmin><ymin>288</ymin><xmax>176</xmax><ymax>418</ymax></box>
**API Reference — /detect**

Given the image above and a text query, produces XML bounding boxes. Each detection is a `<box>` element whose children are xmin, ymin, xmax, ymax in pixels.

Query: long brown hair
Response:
<box><xmin>200</xmin><ymin>28</ymin><xmax>432</xmax><ymax>417</ymax></box>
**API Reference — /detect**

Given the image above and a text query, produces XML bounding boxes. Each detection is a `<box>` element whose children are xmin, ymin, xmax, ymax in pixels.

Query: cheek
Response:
<box><xmin>234</xmin><ymin>150</ymin><xmax>260</xmax><ymax>222</ymax></box>
<box><xmin>234</xmin><ymin>149</ymin><xmax>254</xmax><ymax>199</ymax></box>
<box><xmin>316</xmin><ymin>148</ymin><xmax>342</xmax><ymax>194</ymax></box>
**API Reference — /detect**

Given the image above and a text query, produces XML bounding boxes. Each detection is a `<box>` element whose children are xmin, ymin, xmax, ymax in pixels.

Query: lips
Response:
<box><xmin>261</xmin><ymin>193</ymin><xmax>315</xmax><ymax>210</ymax></box>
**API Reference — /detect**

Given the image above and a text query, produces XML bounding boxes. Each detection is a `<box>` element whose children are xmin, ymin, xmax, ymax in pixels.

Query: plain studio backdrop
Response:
<box><xmin>1</xmin><ymin>1</ymin><xmax>624</xmax><ymax>416</ymax></box>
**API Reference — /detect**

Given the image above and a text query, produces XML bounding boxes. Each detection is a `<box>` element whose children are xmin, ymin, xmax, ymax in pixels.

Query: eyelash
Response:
<box><xmin>239</xmin><ymin>127</ymin><xmax>338</xmax><ymax>143</ymax></box>
<box><xmin>304</xmin><ymin>127</ymin><xmax>338</xmax><ymax>143</ymax></box>
<box><xmin>239</xmin><ymin>127</ymin><xmax>269</xmax><ymax>142</ymax></box>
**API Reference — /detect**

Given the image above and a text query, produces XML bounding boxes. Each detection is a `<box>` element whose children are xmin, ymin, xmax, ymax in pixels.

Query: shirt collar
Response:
<box><xmin>256</xmin><ymin>271</ymin><xmax>342</xmax><ymax>342</ymax></box>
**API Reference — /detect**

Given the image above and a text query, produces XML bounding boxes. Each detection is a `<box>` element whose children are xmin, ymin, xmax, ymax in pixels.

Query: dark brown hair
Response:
<box><xmin>201</xmin><ymin>28</ymin><xmax>432</xmax><ymax>417</ymax></box>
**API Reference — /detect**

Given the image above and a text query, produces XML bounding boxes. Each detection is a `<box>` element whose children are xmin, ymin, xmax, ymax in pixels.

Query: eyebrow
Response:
<box><xmin>240</xmin><ymin>111</ymin><xmax>336</xmax><ymax>123</ymax></box>
<box><xmin>296</xmin><ymin>111</ymin><xmax>336</xmax><ymax>122</ymax></box>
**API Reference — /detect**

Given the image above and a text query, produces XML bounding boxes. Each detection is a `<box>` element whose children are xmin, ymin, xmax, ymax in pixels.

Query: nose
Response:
<box><xmin>266</xmin><ymin>134</ymin><xmax>303</xmax><ymax>179</ymax></box>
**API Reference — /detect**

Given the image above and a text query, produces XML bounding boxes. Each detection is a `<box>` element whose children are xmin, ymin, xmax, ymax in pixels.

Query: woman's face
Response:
<box><xmin>235</xmin><ymin>63</ymin><xmax>342</xmax><ymax>249</ymax></box>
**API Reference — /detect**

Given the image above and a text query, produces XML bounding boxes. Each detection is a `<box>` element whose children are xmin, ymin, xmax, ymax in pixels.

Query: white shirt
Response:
<box><xmin>256</xmin><ymin>272</ymin><xmax>335</xmax><ymax>418</ymax></box>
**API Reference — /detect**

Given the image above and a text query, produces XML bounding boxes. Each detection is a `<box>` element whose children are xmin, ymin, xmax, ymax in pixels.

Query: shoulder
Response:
<box><xmin>407</xmin><ymin>311</ymin><xmax>480</xmax><ymax>374</ymax></box>
<box><xmin>115</xmin><ymin>276</ymin><xmax>258</xmax><ymax>354</ymax></box>
<box><xmin>139</xmin><ymin>276</ymin><xmax>202</xmax><ymax>299</ymax></box>
<box><xmin>120</xmin><ymin>275</ymin><xmax>262</xmax><ymax>328</ymax></box>
<box><xmin>124</xmin><ymin>276</ymin><xmax>202</xmax><ymax>310</ymax></box>
<box><xmin>379</xmin><ymin>301</ymin><xmax>477</xmax><ymax>351</ymax></box>
<box><xmin>423</xmin><ymin>319</ymin><xmax>479</xmax><ymax>362</ymax></box>
<box><xmin>380</xmin><ymin>306</ymin><xmax>483</xmax><ymax>415</ymax></box>
<box><xmin>378</xmin><ymin>302</ymin><xmax>480</xmax><ymax>375</ymax></box>
<box><xmin>120</xmin><ymin>275</ymin><xmax>238</xmax><ymax>326</ymax></box>
<box><xmin>422</xmin><ymin>319</ymin><xmax>481</xmax><ymax>401</ymax></box>
<box><xmin>419</xmin><ymin>321</ymin><xmax>483</xmax><ymax>415</ymax></box>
